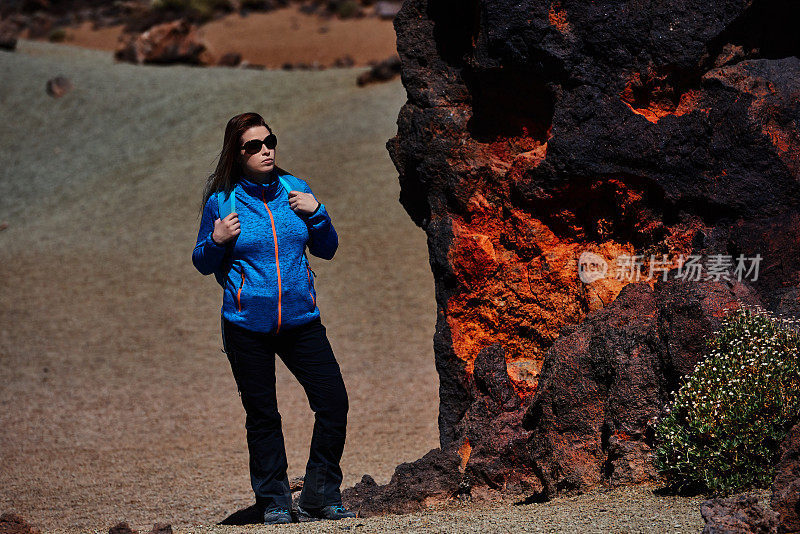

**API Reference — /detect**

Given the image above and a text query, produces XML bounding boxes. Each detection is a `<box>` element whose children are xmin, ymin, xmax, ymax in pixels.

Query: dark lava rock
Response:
<box><xmin>356</xmin><ymin>55</ymin><xmax>400</xmax><ymax>86</ymax></box>
<box><xmin>0</xmin><ymin>20</ymin><xmax>20</xmax><ymax>50</ymax></box>
<box><xmin>216</xmin><ymin>51</ymin><xmax>241</xmax><ymax>67</ymax></box>
<box><xmin>0</xmin><ymin>512</ymin><xmax>41</xmax><ymax>534</ymax></box>
<box><xmin>772</xmin><ymin>422</ymin><xmax>800</xmax><ymax>534</ymax></box>
<box><xmin>369</xmin><ymin>0</ymin><xmax>800</xmax><ymax>511</ymax></box>
<box><xmin>701</xmin><ymin>495</ymin><xmax>779</xmax><ymax>534</ymax></box>
<box><xmin>108</xmin><ymin>522</ymin><xmax>137</xmax><ymax>534</ymax></box>
<box><xmin>342</xmin><ymin>447</ymin><xmax>463</xmax><ymax>517</ymax></box>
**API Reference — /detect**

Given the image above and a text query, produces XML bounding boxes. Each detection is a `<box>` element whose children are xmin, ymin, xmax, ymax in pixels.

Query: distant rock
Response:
<box><xmin>114</xmin><ymin>19</ymin><xmax>211</xmax><ymax>65</ymax></box>
<box><xmin>281</xmin><ymin>61</ymin><xmax>324</xmax><ymax>71</ymax></box>
<box><xmin>24</xmin><ymin>12</ymin><xmax>55</xmax><ymax>39</ymax></box>
<box><xmin>217</xmin><ymin>51</ymin><xmax>241</xmax><ymax>67</ymax></box>
<box><xmin>238</xmin><ymin>60</ymin><xmax>265</xmax><ymax>70</ymax></box>
<box><xmin>0</xmin><ymin>20</ymin><xmax>20</xmax><ymax>50</ymax></box>
<box><xmin>333</xmin><ymin>54</ymin><xmax>355</xmax><ymax>68</ymax></box>
<box><xmin>374</xmin><ymin>1</ymin><xmax>401</xmax><ymax>19</ymax></box>
<box><xmin>356</xmin><ymin>54</ymin><xmax>400</xmax><ymax>86</ymax></box>
<box><xmin>45</xmin><ymin>75</ymin><xmax>73</xmax><ymax>97</ymax></box>
<box><xmin>772</xmin><ymin>423</ymin><xmax>800</xmax><ymax>534</ymax></box>
<box><xmin>701</xmin><ymin>495</ymin><xmax>778</xmax><ymax>534</ymax></box>
<box><xmin>108</xmin><ymin>522</ymin><xmax>137</xmax><ymax>534</ymax></box>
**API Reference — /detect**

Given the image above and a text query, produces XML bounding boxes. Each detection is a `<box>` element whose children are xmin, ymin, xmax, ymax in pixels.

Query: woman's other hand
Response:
<box><xmin>288</xmin><ymin>191</ymin><xmax>321</xmax><ymax>216</ymax></box>
<box><xmin>212</xmin><ymin>212</ymin><xmax>240</xmax><ymax>245</ymax></box>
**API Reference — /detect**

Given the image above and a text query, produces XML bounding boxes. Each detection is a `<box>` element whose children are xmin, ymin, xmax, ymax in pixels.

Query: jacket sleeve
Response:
<box><xmin>299</xmin><ymin>180</ymin><xmax>338</xmax><ymax>260</ymax></box>
<box><xmin>192</xmin><ymin>194</ymin><xmax>228</xmax><ymax>275</ymax></box>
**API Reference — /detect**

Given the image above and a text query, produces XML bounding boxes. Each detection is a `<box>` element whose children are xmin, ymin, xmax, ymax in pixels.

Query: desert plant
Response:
<box><xmin>150</xmin><ymin>0</ymin><xmax>233</xmax><ymax>22</ymax></box>
<box><xmin>335</xmin><ymin>0</ymin><xmax>361</xmax><ymax>18</ymax></box>
<box><xmin>654</xmin><ymin>304</ymin><xmax>800</xmax><ymax>495</ymax></box>
<box><xmin>240</xmin><ymin>0</ymin><xmax>272</xmax><ymax>9</ymax></box>
<box><xmin>48</xmin><ymin>28</ymin><xmax>67</xmax><ymax>42</ymax></box>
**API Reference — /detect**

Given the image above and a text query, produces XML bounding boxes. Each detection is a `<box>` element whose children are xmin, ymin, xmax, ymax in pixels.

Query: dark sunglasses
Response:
<box><xmin>241</xmin><ymin>133</ymin><xmax>277</xmax><ymax>154</ymax></box>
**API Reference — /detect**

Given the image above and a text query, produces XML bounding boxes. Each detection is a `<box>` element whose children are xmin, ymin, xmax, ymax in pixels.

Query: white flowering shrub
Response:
<box><xmin>654</xmin><ymin>305</ymin><xmax>800</xmax><ymax>494</ymax></box>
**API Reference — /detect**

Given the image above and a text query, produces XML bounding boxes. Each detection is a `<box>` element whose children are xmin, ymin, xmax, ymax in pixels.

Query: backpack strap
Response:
<box><xmin>215</xmin><ymin>189</ymin><xmax>237</xmax><ymax>283</ymax></box>
<box><xmin>277</xmin><ymin>174</ymin><xmax>305</xmax><ymax>198</ymax></box>
<box><xmin>278</xmin><ymin>175</ymin><xmax>292</xmax><ymax>197</ymax></box>
<box><xmin>216</xmin><ymin>188</ymin><xmax>236</xmax><ymax>218</ymax></box>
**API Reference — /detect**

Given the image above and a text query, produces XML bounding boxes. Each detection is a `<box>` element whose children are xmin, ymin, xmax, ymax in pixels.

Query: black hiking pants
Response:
<box><xmin>220</xmin><ymin>315</ymin><xmax>349</xmax><ymax>511</ymax></box>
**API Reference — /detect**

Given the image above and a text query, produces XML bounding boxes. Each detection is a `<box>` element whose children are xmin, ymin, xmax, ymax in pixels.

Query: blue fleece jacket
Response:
<box><xmin>192</xmin><ymin>173</ymin><xmax>338</xmax><ymax>333</ymax></box>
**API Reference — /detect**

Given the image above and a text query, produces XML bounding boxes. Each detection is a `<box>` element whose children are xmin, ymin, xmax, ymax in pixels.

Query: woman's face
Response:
<box><xmin>239</xmin><ymin>125</ymin><xmax>276</xmax><ymax>177</ymax></box>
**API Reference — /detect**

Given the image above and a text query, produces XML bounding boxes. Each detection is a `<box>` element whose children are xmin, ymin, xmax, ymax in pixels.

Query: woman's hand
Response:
<box><xmin>288</xmin><ymin>191</ymin><xmax>320</xmax><ymax>216</ymax></box>
<box><xmin>212</xmin><ymin>212</ymin><xmax>240</xmax><ymax>245</ymax></box>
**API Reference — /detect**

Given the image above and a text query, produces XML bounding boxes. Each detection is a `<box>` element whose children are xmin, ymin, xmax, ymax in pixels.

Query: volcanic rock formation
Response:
<box><xmin>772</xmin><ymin>422</ymin><xmax>800</xmax><ymax>533</ymax></box>
<box><xmin>344</xmin><ymin>0</ymin><xmax>800</xmax><ymax>515</ymax></box>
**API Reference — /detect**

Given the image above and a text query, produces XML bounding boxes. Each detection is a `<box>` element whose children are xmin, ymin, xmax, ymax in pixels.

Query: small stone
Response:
<box><xmin>108</xmin><ymin>521</ymin><xmax>138</xmax><ymax>534</ymax></box>
<box><xmin>46</xmin><ymin>75</ymin><xmax>73</xmax><ymax>98</ymax></box>
<box><xmin>0</xmin><ymin>512</ymin><xmax>42</xmax><ymax>534</ymax></box>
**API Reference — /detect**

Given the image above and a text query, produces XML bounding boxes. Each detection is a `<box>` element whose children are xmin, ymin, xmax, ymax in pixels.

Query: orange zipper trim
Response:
<box><xmin>306</xmin><ymin>265</ymin><xmax>316</xmax><ymax>306</ymax></box>
<box><xmin>236</xmin><ymin>269</ymin><xmax>245</xmax><ymax>312</ymax></box>
<box><xmin>262</xmin><ymin>190</ymin><xmax>282</xmax><ymax>332</ymax></box>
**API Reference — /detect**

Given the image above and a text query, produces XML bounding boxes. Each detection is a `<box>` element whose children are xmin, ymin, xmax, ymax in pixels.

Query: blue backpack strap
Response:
<box><xmin>214</xmin><ymin>189</ymin><xmax>237</xmax><ymax>284</ymax></box>
<box><xmin>278</xmin><ymin>174</ymin><xmax>303</xmax><ymax>198</ymax></box>
<box><xmin>216</xmin><ymin>188</ymin><xmax>236</xmax><ymax>218</ymax></box>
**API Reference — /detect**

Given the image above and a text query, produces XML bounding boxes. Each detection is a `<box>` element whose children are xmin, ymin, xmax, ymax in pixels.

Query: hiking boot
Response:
<box><xmin>296</xmin><ymin>503</ymin><xmax>356</xmax><ymax>521</ymax></box>
<box><xmin>263</xmin><ymin>507</ymin><xmax>293</xmax><ymax>524</ymax></box>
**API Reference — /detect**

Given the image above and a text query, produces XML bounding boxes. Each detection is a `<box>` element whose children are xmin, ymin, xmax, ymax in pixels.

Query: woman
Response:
<box><xmin>192</xmin><ymin>112</ymin><xmax>355</xmax><ymax>524</ymax></box>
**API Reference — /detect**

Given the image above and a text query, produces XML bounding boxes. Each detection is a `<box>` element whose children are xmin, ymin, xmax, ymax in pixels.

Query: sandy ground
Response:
<box><xmin>51</xmin><ymin>483</ymin><xmax>751</xmax><ymax>534</ymax></box>
<box><xmin>20</xmin><ymin>4</ymin><xmax>399</xmax><ymax>68</ymax></box>
<box><xmin>0</xmin><ymin>39</ymin><xmax>437</xmax><ymax>531</ymax></box>
<box><xmin>0</xmin><ymin>38</ymin><xmax>730</xmax><ymax>533</ymax></box>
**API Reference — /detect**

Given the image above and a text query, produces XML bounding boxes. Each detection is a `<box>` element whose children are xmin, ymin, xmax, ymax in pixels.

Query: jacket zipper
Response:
<box><xmin>236</xmin><ymin>267</ymin><xmax>245</xmax><ymax>312</ymax></box>
<box><xmin>262</xmin><ymin>189</ymin><xmax>282</xmax><ymax>332</ymax></box>
<box><xmin>306</xmin><ymin>263</ymin><xmax>316</xmax><ymax>307</ymax></box>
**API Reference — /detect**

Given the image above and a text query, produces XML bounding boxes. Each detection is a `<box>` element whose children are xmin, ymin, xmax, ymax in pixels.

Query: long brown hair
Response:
<box><xmin>198</xmin><ymin>112</ymin><xmax>289</xmax><ymax>219</ymax></box>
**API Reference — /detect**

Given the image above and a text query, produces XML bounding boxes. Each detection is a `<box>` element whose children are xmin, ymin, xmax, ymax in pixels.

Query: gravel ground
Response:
<box><xmin>49</xmin><ymin>484</ymin><xmax>772</xmax><ymax>533</ymax></box>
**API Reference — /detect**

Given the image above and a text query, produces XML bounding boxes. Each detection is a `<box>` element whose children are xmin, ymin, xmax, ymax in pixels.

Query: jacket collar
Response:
<box><xmin>238</xmin><ymin>173</ymin><xmax>281</xmax><ymax>200</ymax></box>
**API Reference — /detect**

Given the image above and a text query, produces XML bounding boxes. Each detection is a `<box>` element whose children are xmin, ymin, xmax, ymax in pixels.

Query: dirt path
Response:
<box><xmin>47</xmin><ymin>483</ymin><xmax>745</xmax><ymax>533</ymax></box>
<box><xmin>20</xmin><ymin>4</ymin><xmax>398</xmax><ymax>67</ymax></box>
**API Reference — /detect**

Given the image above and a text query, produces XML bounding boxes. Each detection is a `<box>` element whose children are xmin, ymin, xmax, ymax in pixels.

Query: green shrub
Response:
<box><xmin>336</xmin><ymin>0</ymin><xmax>361</xmax><ymax>18</ymax></box>
<box><xmin>48</xmin><ymin>28</ymin><xmax>67</xmax><ymax>42</ymax></box>
<box><xmin>654</xmin><ymin>304</ymin><xmax>800</xmax><ymax>495</ymax></box>
<box><xmin>150</xmin><ymin>0</ymin><xmax>233</xmax><ymax>22</ymax></box>
<box><xmin>240</xmin><ymin>0</ymin><xmax>270</xmax><ymax>9</ymax></box>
